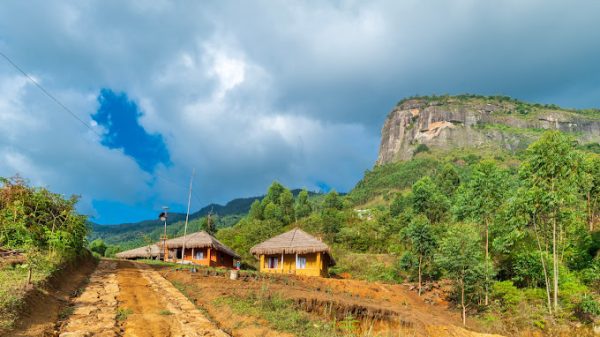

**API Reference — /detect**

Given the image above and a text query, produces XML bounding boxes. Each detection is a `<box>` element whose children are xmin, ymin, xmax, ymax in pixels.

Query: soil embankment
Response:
<box><xmin>8</xmin><ymin>255</ymin><xmax>97</xmax><ymax>337</ymax></box>
<box><xmin>156</xmin><ymin>265</ymin><xmax>505</xmax><ymax>337</ymax></box>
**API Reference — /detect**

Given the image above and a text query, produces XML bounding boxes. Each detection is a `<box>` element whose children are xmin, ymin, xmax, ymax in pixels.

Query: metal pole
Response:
<box><xmin>162</xmin><ymin>206</ymin><xmax>169</xmax><ymax>261</ymax></box>
<box><xmin>181</xmin><ymin>168</ymin><xmax>195</xmax><ymax>264</ymax></box>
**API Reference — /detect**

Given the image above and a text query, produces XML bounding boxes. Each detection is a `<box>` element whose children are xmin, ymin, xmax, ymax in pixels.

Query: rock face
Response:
<box><xmin>376</xmin><ymin>97</ymin><xmax>600</xmax><ymax>165</ymax></box>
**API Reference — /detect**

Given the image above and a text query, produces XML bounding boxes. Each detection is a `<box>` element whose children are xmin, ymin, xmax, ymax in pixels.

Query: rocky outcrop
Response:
<box><xmin>376</xmin><ymin>97</ymin><xmax>600</xmax><ymax>165</ymax></box>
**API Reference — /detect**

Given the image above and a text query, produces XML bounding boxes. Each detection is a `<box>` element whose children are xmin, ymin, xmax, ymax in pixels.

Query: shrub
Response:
<box><xmin>414</xmin><ymin>144</ymin><xmax>430</xmax><ymax>156</ymax></box>
<box><xmin>491</xmin><ymin>281</ymin><xmax>523</xmax><ymax>311</ymax></box>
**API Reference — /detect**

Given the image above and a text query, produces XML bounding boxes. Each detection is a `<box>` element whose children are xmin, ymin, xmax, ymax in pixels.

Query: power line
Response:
<box><xmin>0</xmin><ymin>51</ymin><xmax>205</xmax><ymax>209</ymax></box>
<box><xmin>0</xmin><ymin>51</ymin><xmax>102</xmax><ymax>138</ymax></box>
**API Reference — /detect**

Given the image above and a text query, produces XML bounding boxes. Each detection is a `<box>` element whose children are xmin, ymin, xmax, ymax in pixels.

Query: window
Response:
<box><xmin>195</xmin><ymin>251</ymin><xmax>204</xmax><ymax>260</ymax></box>
<box><xmin>296</xmin><ymin>256</ymin><xmax>307</xmax><ymax>269</ymax></box>
<box><xmin>267</xmin><ymin>256</ymin><xmax>279</xmax><ymax>269</ymax></box>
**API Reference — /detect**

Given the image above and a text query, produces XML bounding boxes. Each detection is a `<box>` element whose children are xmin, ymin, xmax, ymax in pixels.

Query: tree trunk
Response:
<box><xmin>552</xmin><ymin>214</ymin><xmax>558</xmax><ymax>310</ymax></box>
<box><xmin>418</xmin><ymin>255</ymin><xmax>423</xmax><ymax>296</ymax></box>
<box><xmin>27</xmin><ymin>266</ymin><xmax>32</xmax><ymax>285</ymax></box>
<box><xmin>485</xmin><ymin>219</ymin><xmax>489</xmax><ymax>306</ymax></box>
<box><xmin>461</xmin><ymin>279</ymin><xmax>466</xmax><ymax>326</ymax></box>
<box><xmin>532</xmin><ymin>213</ymin><xmax>552</xmax><ymax>315</ymax></box>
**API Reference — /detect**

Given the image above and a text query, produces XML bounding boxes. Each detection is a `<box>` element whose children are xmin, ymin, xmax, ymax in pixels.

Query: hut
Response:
<box><xmin>161</xmin><ymin>231</ymin><xmax>239</xmax><ymax>268</ymax></box>
<box><xmin>250</xmin><ymin>228</ymin><xmax>335</xmax><ymax>277</ymax></box>
<box><xmin>115</xmin><ymin>244</ymin><xmax>162</xmax><ymax>260</ymax></box>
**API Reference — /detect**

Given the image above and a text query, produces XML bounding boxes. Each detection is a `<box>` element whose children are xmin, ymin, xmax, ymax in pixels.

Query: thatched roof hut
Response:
<box><xmin>162</xmin><ymin>231</ymin><xmax>240</xmax><ymax>259</ymax></box>
<box><xmin>250</xmin><ymin>228</ymin><xmax>335</xmax><ymax>265</ymax></box>
<box><xmin>116</xmin><ymin>244</ymin><xmax>161</xmax><ymax>259</ymax></box>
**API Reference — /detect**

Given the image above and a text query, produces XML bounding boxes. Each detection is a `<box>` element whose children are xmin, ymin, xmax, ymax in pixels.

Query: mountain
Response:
<box><xmin>377</xmin><ymin>95</ymin><xmax>600</xmax><ymax>164</ymax></box>
<box><xmin>91</xmin><ymin>189</ymin><xmax>320</xmax><ymax>249</ymax></box>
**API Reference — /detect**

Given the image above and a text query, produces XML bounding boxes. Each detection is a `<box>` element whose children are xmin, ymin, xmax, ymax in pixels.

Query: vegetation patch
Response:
<box><xmin>213</xmin><ymin>289</ymin><xmax>337</xmax><ymax>337</ymax></box>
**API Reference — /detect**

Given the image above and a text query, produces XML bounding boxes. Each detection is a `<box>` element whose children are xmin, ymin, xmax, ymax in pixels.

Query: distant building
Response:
<box><xmin>161</xmin><ymin>231</ymin><xmax>240</xmax><ymax>268</ymax></box>
<box><xmin>116</xmin><ymin>244</ymin><xmax>162</xmax><ymax>260</ymax></box>
<box><xmin>250</xmin><ymin>228</ymin><xmax>335</xmax><ymax>277</ymax></box>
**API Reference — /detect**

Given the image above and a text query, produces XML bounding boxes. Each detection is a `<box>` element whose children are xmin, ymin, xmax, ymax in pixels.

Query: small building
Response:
<box><xmin>161</xmin><ymin>231</ymin><xmax>240</xmax><ymax>268</ymax></box>
<box><xmin>116</xmin><ymin>244</ymin><xmax>162</xmax><ymax>260</ymax></box>
<box><xmin>250</xmin><ymin>228</ymin><xmax>335</xmax><ymax>277</ymax></box>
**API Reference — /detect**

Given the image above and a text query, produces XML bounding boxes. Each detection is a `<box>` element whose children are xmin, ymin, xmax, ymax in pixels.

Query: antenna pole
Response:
<box><xmin>181</xmin><ymin>168</ymin><xmax>195</xmax><ymax>263</ymax></box>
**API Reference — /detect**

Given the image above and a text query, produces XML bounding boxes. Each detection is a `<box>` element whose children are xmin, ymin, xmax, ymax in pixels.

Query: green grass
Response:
<box><xmin>116</xmin><ymin>307</ymin><xmax>133</xmax><ymax>321</ymax></box>
<box><xmin>0</xmin><ymin>261</ymin><xmax>58</xmax><ymax>330</ymax></box>
<box><xmin>213</xmin><ymin>290</ymin><xmax>338</xmax><ymax>337</ymax></box>
<box><xmin>159</xmin><ymin>309</ymin><xmax>173</xmax><ymax>316</ymax></box>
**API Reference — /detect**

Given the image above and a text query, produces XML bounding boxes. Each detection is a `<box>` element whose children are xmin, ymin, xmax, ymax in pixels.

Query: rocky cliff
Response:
<box><xmin>376</xmin><ymin>95</ymin><xmax>600</xmax><ymax>165</ymax></box>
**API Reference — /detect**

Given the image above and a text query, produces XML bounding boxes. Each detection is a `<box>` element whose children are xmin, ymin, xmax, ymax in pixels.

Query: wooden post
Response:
<box><xmin>192</xmin><ymin>247</ymin><xmax>195</xmax><ymax>261</ymax></box>
<box><xmin>281</xmin><ymin>252</ymin><xmax>284</xmax><ymax>273</ymax></box>
<box><xmin>207</xmin><ymin>248</ymin><xmax>211</xmax><ymax>267</ymax></box>
<box><xmin>295</xmin><ymin>253</ymin><xmax>298</xmax><ymax>274</ymax></box>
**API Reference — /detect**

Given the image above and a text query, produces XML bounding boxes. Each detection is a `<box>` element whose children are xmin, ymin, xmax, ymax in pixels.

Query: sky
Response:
<box><xmin>1</xmin><ymin>1</ymin><xmax>600</xmax><ymax>224</ymax></box>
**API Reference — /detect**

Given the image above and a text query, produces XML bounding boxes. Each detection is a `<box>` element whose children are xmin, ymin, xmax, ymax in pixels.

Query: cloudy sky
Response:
<box><xmin>1</xmin><ymin>1</ymin><xmax>599</xmax><ymax>224</ymax></box>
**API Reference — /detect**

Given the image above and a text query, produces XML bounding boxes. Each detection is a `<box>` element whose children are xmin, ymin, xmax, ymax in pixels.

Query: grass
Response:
<box><xmin>159</xmin><ymin>309</ymin><xmax>173</xmax><ymax>316</ymax></box>
<box><xmin>0</xmin><ymin>260</ymin><xmax>58</xmax><ymax>330</ymax></box>
<box><xmin>116</xmin><ymin>307</ymin><xmax>133</xmax><ymax>321</ymax></box>
<box><xmin>213</xmin><ymin>289</ymin><xmax>339</xmax><ymax>337</ymax></box>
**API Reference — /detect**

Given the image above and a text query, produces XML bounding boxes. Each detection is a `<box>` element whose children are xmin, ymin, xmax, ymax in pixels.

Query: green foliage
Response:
<box><xmin>491</xmin><ymin>281</ymin><xmax>523</xmax><ymax>311</ymax></box>
<box><xmin>436</xmin><ymin>163</ymin><xmax>461</xmax><ymax>196</ymax></box>
<box><xmin>89</xmin><ymin>239</ymin><xmax>107</xmax><ymax>256</ymax></box>
<box><xmin>413</xmin><ymin>143</ymin><xmax>430</xmax><ymax>156</ymax></box>
<box><xmin>348</xmin><ymin>158</ymin><xmax>441</xmax><ymax>205</ymax></box>
<box><xmin>412</xmin><ymin>176</ymin><xmax>449</xmax><ymax>223</ymax></box>
<box><xmin>294</xmin><ymin>189</ymin><xmax>312</xmax><ymax>219</ymax></box>
<box><xmin>214</xmin><ymin>290</ymin><xmax>335</xmax><ymax>336</ymax></box>
<box><xmin>116</xmin><ymin>307</ymin><xmax>133</xmax><ymax>321</ymax></box>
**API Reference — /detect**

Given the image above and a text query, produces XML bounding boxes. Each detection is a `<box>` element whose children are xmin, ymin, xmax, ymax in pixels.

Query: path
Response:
<box><xmin>58</xmin><ymin>260</ymin><xmax>228</xmax><ymax>337</ymax></box>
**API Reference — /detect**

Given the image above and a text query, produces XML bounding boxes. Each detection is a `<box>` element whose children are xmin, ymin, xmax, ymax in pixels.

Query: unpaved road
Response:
<box><xmin>58</xmin><ymin>260</ymin><xmax>228</xmax><ymax>337</ymax></box>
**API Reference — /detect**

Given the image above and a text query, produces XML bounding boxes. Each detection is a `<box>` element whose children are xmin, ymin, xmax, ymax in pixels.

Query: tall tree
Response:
<box><xmin>454</xmin><ymin>160</ymin><xmax>509</xmax><ymax>305</ymax></box>
<box><xmin>519</xmin><ymin>131</ymin><xmax>582</xmax><ymax>311</ymax></box>
<box><xmin>436</xmin><ymin>223</ymin><xmax>485</xmax><ymax>326</ymax></box>
<box><xmin>405</xmin><ymin>215</ymin><xmax>437</xmax><ymax>296</ymax></box>
<box><xmin>436</xmin><ymin>163</ymin><xmax>461</xmax><ymax>196</ymax></box>
<box><xmin>582</xmin><ymin>154</ymin><xmax>600</xmax><ymax>231</ymax></box>
<box><xmin>295</xmin><ymin>189</ymin><xmax>312</xmax><ymax>219</ymax></box>
<box><xmin>279</xmin><ymin>188</ymin><xmax>295</xmax><ymax>225</ymax></box>
<box><xmin>412</xmin><ymin>176</ymin><xmax>449</xmax><ymax>223</ymax></box>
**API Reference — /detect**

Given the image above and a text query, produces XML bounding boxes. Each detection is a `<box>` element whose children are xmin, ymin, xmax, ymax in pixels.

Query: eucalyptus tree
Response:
<box><xmin>454</xmin><ymin>160</ymin><xmax>509</xmax><ymax>305</ymax></box>
<box><xmin>405</xmin><ymin>215</ymin><xmax>437</xmax><ymax>296</ymax></box>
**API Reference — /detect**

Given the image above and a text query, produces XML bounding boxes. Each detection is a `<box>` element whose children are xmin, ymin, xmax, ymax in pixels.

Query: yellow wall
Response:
<box><xmin>258</xmin><ymin>252</ymin><xmax>329</xmax><ymax>277</ymax></box>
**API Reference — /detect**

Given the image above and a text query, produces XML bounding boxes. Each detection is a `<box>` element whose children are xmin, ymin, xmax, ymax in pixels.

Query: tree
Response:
<box><xmin>412</xmin><ymin>176</ymin><xmax>449</xmax><ymax>223</ymax></box>
<box><xmin>390</xmin><ymin>192</ymin><xmax>412</xmax><ymax>217</ymax></box>
<box><xmin>404</xmin><ymin>215</ymin><xmax>437</xmax><ymax>296</ymax></box>
<box><xmin>436</xmin><ymin>223</ymin><xmax>485</xmax><ymax>326</ymax></box>
<box><xmin>582</xmin><ymin>154</ymin><xmax>600</xmax><ymax>231</ymax></box>
<box><xmin>519</xmin><ymin>131</ymin><xmax>582</xmax><ymax>312</ymax></box>
<box><xmin>454</xmin><ymin>160</ymin><xmax>509</xmax><ymax>305</ymax></box>
<box><xmin>323</xmin><ymin>190</ymin><xmax>343</xmax><ymax>211</ymax></box>
<box><xmin>295</xmin><ymin>189</ymin><xmax>312</xmax><ymax>219</ymax></box>
<box><xmin>248</xmin><ymin>200</ymin><xmax>263</xmax><ymax>220</ymax></box>
<box><xmin>263</xmin><ymin>202</ymin><xmax>284</xmax><ymax>224</ymax></box>
<box><xmin>262</xmin><ymin>181</ymin><xmax>285</xmax><ymax>206</ymax></box>
<box><xmin>279</xmin><ymin>188</ymin><xmax>295</xmax><ymax>225</ymax></box>
<box><xmin>436</xmin><ymin>163</ymin><xmax>461</xmax><ymax>196</ymax></box>
<box><xmin>89</xmin><ymin>239</ymin><xmax>107</xmax><ymax>256</ymax></box>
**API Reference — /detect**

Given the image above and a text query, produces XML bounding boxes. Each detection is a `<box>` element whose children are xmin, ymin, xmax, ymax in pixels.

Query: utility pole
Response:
<box><xmin>181</xmin><ymin>168</ymin><xmax>196</xmax><ymax>264</ymax></box>
<box><xmin>160</xmin><ymin>206</ymin><xmax>169</xmax><ymax>261</ymax></box>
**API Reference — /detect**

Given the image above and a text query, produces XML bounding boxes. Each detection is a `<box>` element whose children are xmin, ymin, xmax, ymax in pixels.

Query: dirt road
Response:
<box><xmin>57</xmin><ymin>260</ymin><xmax>228</xmax><ymax>337</ymax></box>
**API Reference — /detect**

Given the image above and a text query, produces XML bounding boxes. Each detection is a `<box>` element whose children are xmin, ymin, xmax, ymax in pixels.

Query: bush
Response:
<box><xmin>414</xmin><ymin>144</ymin><xmax>430</xmax><ymax>156</ymax></box>
<box><xmin>575</xmin><ymin>295</ymin><xmax>600</xmax><ymax>323</ymax></box>
<box><xmin>492</xmin><ymin>281</ymin><xmax>523</xmax><ymax>311</ymax></box>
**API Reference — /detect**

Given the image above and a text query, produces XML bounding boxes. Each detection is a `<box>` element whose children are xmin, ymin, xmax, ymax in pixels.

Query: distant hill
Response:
<box><xmin>90</xmin><ymin>189</ymin><xmax>320</xmax><ymax>249</ymax></box>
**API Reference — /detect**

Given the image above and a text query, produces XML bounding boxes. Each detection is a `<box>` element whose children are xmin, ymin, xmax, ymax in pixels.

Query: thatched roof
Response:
<box><xmin>116</xmin><ymin>244</ymin><xmax>161</xmax><ymax>259</ymax></box>
<box><xmin>250</xmin><ymin>228</ymin><xmax>335</xmax><ymax>265</ymax></box>
<box><xmin>161</xmin><ymin>231</ymin><xmax>240</xmax><ymax>259</ymax></box>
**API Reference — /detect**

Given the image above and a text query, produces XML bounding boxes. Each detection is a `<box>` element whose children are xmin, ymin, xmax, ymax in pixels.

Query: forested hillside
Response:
<box><xmin>92</xmin><ymin>189</ymin><xmax>322</xmax><ymax>254</ymax></box>
<box><xmin>216</xmin><ymin>130</ymin><xmax>600</xmax><ymax>334</ymax></box>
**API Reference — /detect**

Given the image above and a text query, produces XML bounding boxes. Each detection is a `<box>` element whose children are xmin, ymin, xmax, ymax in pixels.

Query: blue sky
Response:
<box><xmin>1</xmin><ymin>1</ymin><xmax>599</xmax><ymax>224</ymax></box>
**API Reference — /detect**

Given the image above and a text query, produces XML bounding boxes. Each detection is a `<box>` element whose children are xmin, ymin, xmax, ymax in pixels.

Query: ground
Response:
<box><xmin>5</xmin><ymin>259</ymin><xmax>514</xmax><ymax>337</ymax></box>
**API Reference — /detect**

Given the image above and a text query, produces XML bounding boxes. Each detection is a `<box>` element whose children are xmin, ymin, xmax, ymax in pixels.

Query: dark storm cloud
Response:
<box><xmin>1</xmin><ymin>0</ymin><xmax>599</xmax><ymax>223</ymax></box>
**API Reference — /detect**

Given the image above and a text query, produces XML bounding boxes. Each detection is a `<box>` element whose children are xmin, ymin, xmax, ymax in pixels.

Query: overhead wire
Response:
<box><xmin>0</xmin><ymin>50</ymin><xmax>202</xmax><ymax>210</ymax></box>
